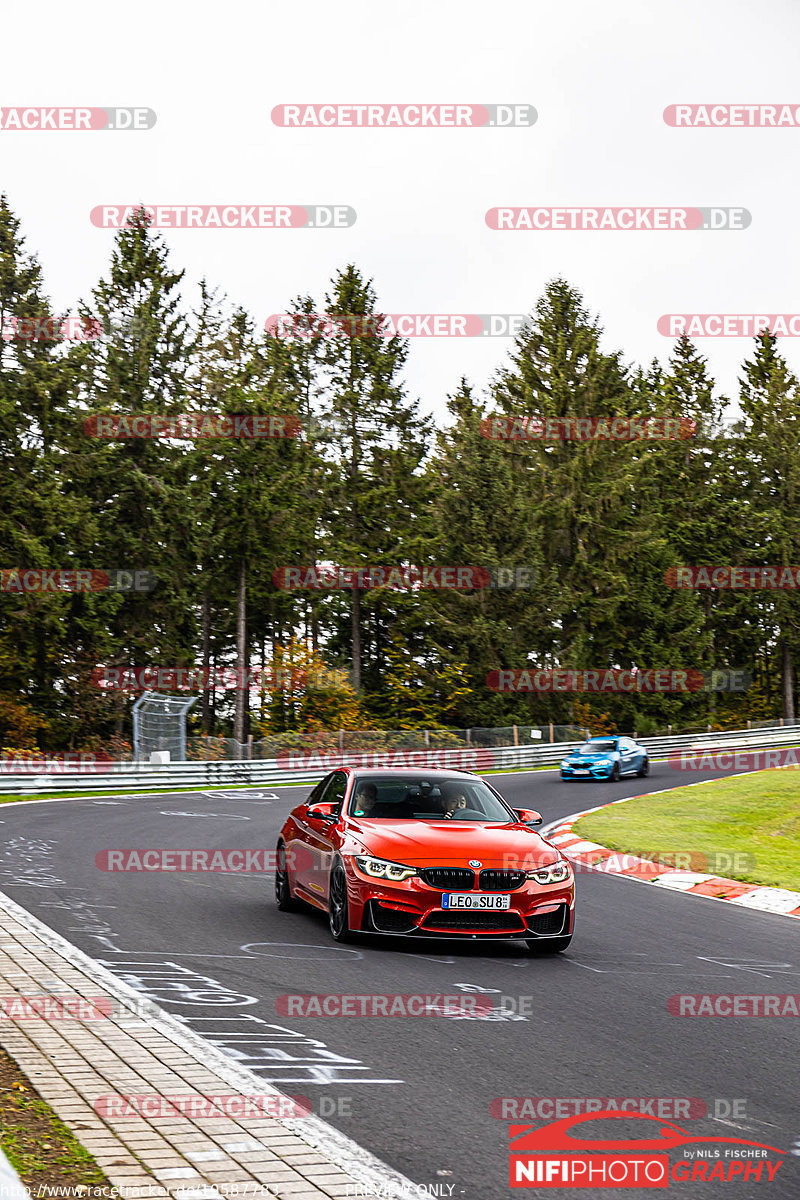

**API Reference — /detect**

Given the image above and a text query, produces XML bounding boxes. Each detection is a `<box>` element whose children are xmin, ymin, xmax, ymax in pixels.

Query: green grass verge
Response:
<box><xmin>574</xmin><ymin>769</ymin><xmax>800</xmax><ymax>891</ymax></box>
<box><xmin>0</xmin><ymin>1046</ymin><xmax>117</xmax><ymax>1190</ymax></box>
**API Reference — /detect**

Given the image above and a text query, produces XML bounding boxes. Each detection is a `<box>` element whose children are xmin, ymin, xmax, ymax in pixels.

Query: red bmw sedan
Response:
<box><xmin>275</xmin><ymin>768</ymin><xmax>575</xmax><ymax>952</ymax></box>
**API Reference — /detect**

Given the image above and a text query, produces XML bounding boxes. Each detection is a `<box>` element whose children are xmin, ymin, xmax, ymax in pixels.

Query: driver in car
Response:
<box><xmin>353</xmin><ymin>783</ymin><xmax>378</xmax><ymax>816</ymax></box>
<box><xmin>442</xmin><ymin>792</ymin><xmax>468</xmax><ymax>819</ymax></box>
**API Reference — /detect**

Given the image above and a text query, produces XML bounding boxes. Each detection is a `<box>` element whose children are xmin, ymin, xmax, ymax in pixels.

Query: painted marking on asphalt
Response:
<box><xmin>210</xmin><ymin>791</ymin><xmax>279</xmax><ymax>801</ymax></box>
<box><xmin>241</xmin><ymin>941</ymin><xmax>362</xmax><ymax>959</ymax></box>
<box><xmin>159</xmin><ymin>811</ymin><xmax>251</xmax><ymax>819</ymax></box>
<box><xmin>97</xmin><ymin>957</ymin><xmax>399</xmax><ymax>1084</ymax></box>
<box><xmin>399</xmin><ymin>952</ymin><xmax>458</xmax><ymax>965</ymax></box>
<box><xmin>697</xmin><ymin>956</ymin><xmax>800</xmax><ymax>978</ymax></box>
<box><xmin>452</xmin><ymin>983</ymin><xmax>501</xmax><ymax>992</ymax></box>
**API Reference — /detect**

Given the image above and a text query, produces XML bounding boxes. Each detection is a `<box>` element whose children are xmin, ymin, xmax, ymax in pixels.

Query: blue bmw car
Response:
<box><xmin>560</xmin><ymin>736</ymin><xmax>649</xmax><ymax>782</ymax></box>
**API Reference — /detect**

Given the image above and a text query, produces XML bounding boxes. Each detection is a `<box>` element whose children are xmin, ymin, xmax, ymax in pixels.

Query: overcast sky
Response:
<box><xmin>3</xmin><ymin>0</ymin><xmax>800</xmax><ymax>423</ymax></box>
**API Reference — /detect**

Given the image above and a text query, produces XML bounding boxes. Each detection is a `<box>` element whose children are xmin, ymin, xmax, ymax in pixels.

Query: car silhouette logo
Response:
<box><xmin>469</xmin><ymin>859</ymin><xmax>482</xmax><ymax>867</ymax></box>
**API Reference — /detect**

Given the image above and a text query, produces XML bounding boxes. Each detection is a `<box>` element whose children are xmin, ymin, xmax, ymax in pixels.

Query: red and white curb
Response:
<box><xmin>541</xmin><ymin>783</ymin><xmax>800</xmax><ymax>919</ymax></box>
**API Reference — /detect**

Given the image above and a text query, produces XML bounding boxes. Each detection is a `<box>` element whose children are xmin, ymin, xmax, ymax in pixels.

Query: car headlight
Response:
<box><xmin>353</xmin><ymin>855</ymin><xmax>417</xmax><ymax>882</ymax></box>
<box><xmin>594</xmin><ymin>758</ymin><xmax>611</xmax><ymax>767</ymax></box>
<box><xmin>526</xmin><ymin>860</ymin><xmax>572</xmax><ymax>885</ymax></box>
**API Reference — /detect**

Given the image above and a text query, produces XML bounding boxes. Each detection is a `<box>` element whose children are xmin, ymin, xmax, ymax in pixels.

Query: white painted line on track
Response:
<box><xmin>0</xmin><ymin>887</ymin><xmax>420</xmax><ymax>1199</ymax></box>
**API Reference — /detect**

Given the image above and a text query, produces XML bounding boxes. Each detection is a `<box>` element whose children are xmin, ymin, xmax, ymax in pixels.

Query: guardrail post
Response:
<box><xmin>549</xmin><ymin>722</ymin><xmax>553</xmax><ymax>743</ymax></box>
<box><xmin>513</xmin><ymin>725</ymin><xmax>519</xmax><ymax>746</ymax></box>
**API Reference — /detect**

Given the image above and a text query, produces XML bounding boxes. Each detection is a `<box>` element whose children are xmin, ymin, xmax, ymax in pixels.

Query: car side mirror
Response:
<box><xmin>515</xmin><ymin>808</ymin><xmax>543</xmax><ymax>826</ymax></box>
<box><xmin>306</xmin><ymin>802</ymin><xmax>337</xmax><ymax>822</ymax></box>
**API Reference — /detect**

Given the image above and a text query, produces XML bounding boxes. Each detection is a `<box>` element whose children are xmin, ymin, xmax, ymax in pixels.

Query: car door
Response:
<box><xmin>290</xmin><ymin>772</ymin><xmax>333</xmax><ymax>896</ymax></box>
<box><xmin>618</xmin><ymin>739</ymin><xmax>638</xmax><ymax>775</ymax></box>
<box><xmin>298</xmin><ymin>771</ymin><xmax>347</xmax><ymax>904</ymax></box>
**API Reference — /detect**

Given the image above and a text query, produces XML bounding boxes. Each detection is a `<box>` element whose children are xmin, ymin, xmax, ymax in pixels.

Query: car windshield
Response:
<box><xmin>574</xmin><ymin>741</ymin><xmax>616</xmax><ymax>756</ymax></box>
<box><xmin>348</xmin><ymin>777</ymin><xmax>515</xmax><ymax>822</ymax></box>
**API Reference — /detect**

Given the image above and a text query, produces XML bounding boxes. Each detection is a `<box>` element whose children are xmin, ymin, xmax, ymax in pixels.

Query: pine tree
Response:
<box><xmin>0</xmin><ymin>195</ymin><xmax>97</xmax><ymax>748</ymax></box>
<box><xmin>733</xmin><ymin>333</ymin><xmax>800</xmax><ymax>719</ymax></box>
<box><xmin>311</xmin><ymin>266</ymin><xmax>432</xmax><ymax>695</ymax></box>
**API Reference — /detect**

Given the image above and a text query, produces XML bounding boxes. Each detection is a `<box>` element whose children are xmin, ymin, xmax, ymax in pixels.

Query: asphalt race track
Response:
<box><xmin>0</xmin><ymin>765</ymin><xmax>798</xmax><ymax>1199</ymax></box>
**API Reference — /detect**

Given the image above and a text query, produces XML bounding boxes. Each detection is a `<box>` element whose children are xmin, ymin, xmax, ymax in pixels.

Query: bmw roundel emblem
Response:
<box><xmin>469</xmin><ymin>859</ymin><xmax>482</xmax><ymax>868</ymax></box>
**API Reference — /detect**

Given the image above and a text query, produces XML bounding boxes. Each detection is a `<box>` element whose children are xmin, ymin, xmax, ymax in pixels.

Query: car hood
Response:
<box><xmin>564</xmin><ymin>752</ymin><xmax>614</xmax><ymax>762</ymax></box>
<box><xmin>347</xmin><ymin>819</ymin><xmax>560</xmax><ymax>870</ymax></box>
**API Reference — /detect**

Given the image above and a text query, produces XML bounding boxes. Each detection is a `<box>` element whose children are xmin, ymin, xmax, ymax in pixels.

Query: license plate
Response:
<box><xmin>574</xmin><ymin>767</ymin><xmax>590</xmax><ymax>773</ymax></box>
<box><xmin>442</xmin><ymin>893</ymin><xmax>511</xmax><ymax>909</ymax></box>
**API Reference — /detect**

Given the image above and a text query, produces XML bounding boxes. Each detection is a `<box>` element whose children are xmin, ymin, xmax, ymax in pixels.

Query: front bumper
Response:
<box><xmin>345</xmin><ymin>866</ymin><xmax>575</xmax><ymax>940</ymax></box>
<box><xmin>560</xmin><ymin>761</ymin><xmax>612</xmax><ymax>779</ymax></box>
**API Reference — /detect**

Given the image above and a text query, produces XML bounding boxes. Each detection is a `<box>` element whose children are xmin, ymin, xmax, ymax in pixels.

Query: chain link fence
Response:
<box><xmin>186</xmin><ymin>724</ymin><xmax>587</xmax><ymax>761</ymax></box>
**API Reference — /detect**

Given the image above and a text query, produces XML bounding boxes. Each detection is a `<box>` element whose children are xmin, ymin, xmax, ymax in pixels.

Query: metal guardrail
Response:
<box><xmin>2</xmin><ymin>722</ymin><xmax>799</xmax><ymax>795</ymax></box>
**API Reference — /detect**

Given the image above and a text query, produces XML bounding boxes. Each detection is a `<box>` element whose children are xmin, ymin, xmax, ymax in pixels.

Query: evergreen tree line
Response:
<box><xmin>1</xmin><ymin>196</ymin><xmax>798</xmax><ymax>752</ymax></box>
